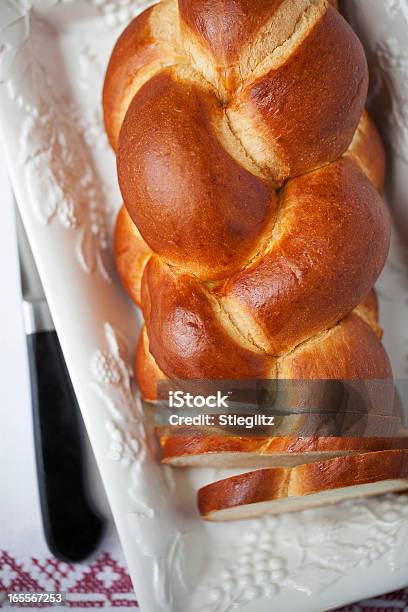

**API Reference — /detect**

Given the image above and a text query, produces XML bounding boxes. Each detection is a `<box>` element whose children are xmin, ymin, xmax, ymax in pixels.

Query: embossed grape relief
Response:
<box><xmin>91</xmin><ymin>323</ymin><xmax>146</xmax><ymax>465</ymax></box>
<box><xmin>0</xmin><ymin>2</ymin><xmax>112</xmax><ymax>281</ymax></box>
<box><xmin>193</xmin><ymin>518</ymin><xmax>288</xmax><ymax>612</ymax></box>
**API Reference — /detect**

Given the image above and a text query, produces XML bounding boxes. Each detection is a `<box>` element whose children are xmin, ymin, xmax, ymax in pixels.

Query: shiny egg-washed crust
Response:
<box><xmin>103</xmin><ymin>0</ymin><xmax>182</xmax><ymax>150</ymax></box>
<box><xmin>114</xmin><ymin>207</ymin><xmax>151</xmax><ymax>306</ymax></box>
<box><xmin>135</xmin><ymin>327</ymin><xmax>166</xmax><ymax>400</ymax></box>
<box><xmin>219</xmin><ymin>159</ymin><xmax>388</xmax><ymax>355</ymax></box>
<box><xmin>136</xmin><ymin>299</ymin><xmax>391</xmax><ymax>401</ymax></box>
<box><xmin>197</xmin><ymin>450</ymin><xmax>408</xmax><ymax>520</ymax></box>
<box><xmin>118</xmin><ymin>68</ymin><xmax>278</xmax><ymax>281</ymax></box>
<box><xmin>346</xmin><ymin>110</ymin><xmax>386</xmax><ymax>193</ymax></box>
<box><xmin>104</xmin><ymin>1</ymin><xmax>390</xmax><ymax>403</ymax></box>
<box><xmin>226</xmin><ymin>6</ymin><xmax>367</xmax><ymax>181</ymax></box>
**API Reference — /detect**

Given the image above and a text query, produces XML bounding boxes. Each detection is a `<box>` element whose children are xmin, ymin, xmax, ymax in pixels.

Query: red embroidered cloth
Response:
<box><xmin>0</xmin><ymin>550</ymin><xmax>405</xmax><ymax>610</ymax></box>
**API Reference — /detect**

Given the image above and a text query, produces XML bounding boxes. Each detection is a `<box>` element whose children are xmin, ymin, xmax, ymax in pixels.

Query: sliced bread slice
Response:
<box><xmin>198</xmin><ymin>449</ymin><xmax>408</xmax><ymax>521</ymax></box>
<box><xmin>159</xmin><ymin>429</ymin><xmax>408</xmax><ymax>468</ymax></box>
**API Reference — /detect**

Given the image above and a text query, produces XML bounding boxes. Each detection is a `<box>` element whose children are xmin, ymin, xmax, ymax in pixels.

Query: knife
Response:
<box><xmin>15</xmin><ymin>206</ymin><xmax>104</xmax><ymax>562</ymax></box>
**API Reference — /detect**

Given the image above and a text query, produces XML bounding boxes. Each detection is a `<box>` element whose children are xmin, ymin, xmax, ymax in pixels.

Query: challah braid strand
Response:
<box><xmin>103</xmin><ymin>0</ymin><xmax>391</xmax><ymax>403</ymax></box>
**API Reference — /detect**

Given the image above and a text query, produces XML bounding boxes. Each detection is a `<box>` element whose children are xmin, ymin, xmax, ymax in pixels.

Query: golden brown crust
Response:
<box><xmin>103</xmin><ymin>6</ymin><xmax>158</xmax><ymax>150</ymax></box>
<box><xmin>137</xmin><ymin>297</ymin><xmax>391</xmax><ymax>400</ymax></box>
<box><xmin>221</xmin><ymin>160</ymin><xmax>390</xmax><ymax>354</ymax></box>
<box><xmin>135</xmin><ymin>326</ymin><xmax>166</xmax><ymax>401</ymax></box>
<box><xmin>278</xmin><ymin>314</ymin><xmax>395</xmax><ymax>431</ymax></box>
<box><xmin>102</xmin><ymin>1</ymin><xmax>181</xmax><ymax>150</ymax></box>
<box><xmin>179</xmin><ymin>0</ymin><xmax>287</xmax><ymax>65</ymax></box>
<box><xmin>160</xmin><ymin>433</ymin><xmax>408</xmax><ymax>466</ymax></box>
<box><xmin>178</xmin><ymin>0</ymin><xmax>288</xmax><ymax>91</ymax></box>
<box><xmin>198</xmin><ymin>467</ymin><xmax>291</xmax><ymax>516</ymax></box>
<box><xmin>198</xmin><ymin>450</ymin><xmax>408</xmax><ymax>518</ymax></box>
<box><xmin>279</xmin><ymin>314</ymin><xmax>392</xmax><ymax>380</ymax></box>
<box><xmin>292</xmin><ymin>449</ymin><xmax>408</xmax><ymax>494</ymax></box>
<box><xmin>354</xmin><ymin>288</ymin><xmax>383</xmax><ymax>338</ymax></box>
<box><xmin>134</xmin><ymin>291</ymin><xmax>385</xmax><ymax>401</ymax></box>
<box><xmin>118</xmin><ymin>69</ymin><xmax>277</xmax><ymax>281</ymax></box>
<box><xmin>178</xmin><ymin>0</ymin><xmax>329</xmax><ymax>100</ymax></box>
<box><xmin>359</xmin><ymin>288</ymin><xmax>379</xmax><ymax>321</ymax></box>
<box><xmin>142</xmin><ymin>257</ymin><xmax>275</xmax><ymax>379</ymax></box>
<box><xmin>346</xmin><ymin>110</ymin><xmax>386</xmax><ymax>193</ymax></box>
<box><xmin>228</xmin><ymin>8</ymin><xmax>368</xmax><ymax>181</ymax></box>
<box><xmin>114</xmin><ymin>206</ymin><xmax>151</xmax><ymax>305</ymax></box>
<box><xmin>107</xmin><ymin>0</ymin><xmax>392</xmax><ymax>424</ymax></box>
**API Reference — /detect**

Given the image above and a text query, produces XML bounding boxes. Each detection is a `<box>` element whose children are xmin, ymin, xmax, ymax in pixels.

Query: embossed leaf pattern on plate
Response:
<box><xmin>0</xmin><ymin>1</ymin><xmax>112</xmax><ymax>280</ymax></box>
<box><xmin>91</xmin><ymin>323</ymin><xmax>147</xmax><ymax>465</ymax></box>
<box><xmin>0</xmin><ymin>1</ymin><xmax>408</xmax><ymax>611</ymax></box>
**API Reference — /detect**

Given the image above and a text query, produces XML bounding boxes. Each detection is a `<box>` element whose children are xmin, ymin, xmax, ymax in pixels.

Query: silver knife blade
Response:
<box><xmin>15</xmin><ymin>205</ymin><xmax>54</xmax><ymax>334</ymax></box>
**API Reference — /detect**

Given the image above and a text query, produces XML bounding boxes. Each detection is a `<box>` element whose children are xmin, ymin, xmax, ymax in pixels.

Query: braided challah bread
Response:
<box><xmin>104</xmin><ymin>1</ymin><xmax>406</xmax><ymax>517</ymax></box>
<box><xmin>104</xmin><ymin>0</ymin><xmax>390</xmax><ymax>396</ymax></box>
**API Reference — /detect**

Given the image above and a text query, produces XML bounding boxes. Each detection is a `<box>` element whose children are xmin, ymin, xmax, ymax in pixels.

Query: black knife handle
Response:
<box><xmin>27</xmin><ymin>330</ymin><xmax>104</xmax><ymax>562</ymax></box>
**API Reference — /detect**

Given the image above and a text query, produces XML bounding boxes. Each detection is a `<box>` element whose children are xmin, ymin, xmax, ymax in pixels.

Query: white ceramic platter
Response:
<box><xmin>0</xmin><ymin>1</ymin><xmax>408</xmax><ymax>610</ymax></box>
